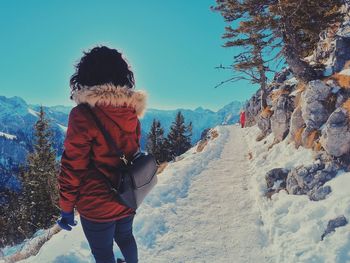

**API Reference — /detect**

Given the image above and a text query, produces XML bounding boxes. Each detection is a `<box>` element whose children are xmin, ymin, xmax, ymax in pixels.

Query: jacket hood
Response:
<box><xmin>72</xmin><ymin>84</ymin><xmax>147</xmax><ymax>118</ymax></box>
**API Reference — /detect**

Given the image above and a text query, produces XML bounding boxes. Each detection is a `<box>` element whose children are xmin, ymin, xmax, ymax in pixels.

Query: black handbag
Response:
<box><xmin>84</xmin><ymin>104</ymin><xmax>158</xmax><ymax>210</ymax></box>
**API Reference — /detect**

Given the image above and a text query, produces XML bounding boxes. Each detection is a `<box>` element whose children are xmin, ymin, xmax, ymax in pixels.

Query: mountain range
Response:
<box><xmin>0</xmin><ymin>95</ymin><xmax>242</xmax><ymax>190</ymax></box>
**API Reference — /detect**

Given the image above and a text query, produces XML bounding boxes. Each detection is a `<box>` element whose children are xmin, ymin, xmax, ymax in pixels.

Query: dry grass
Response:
<box><xmin>294</xmin><ymin>127</ymin><xmax>305</xmax><ymax>148</ymax></box>
<box><xmin>256</xmin><ymin>132</ymin><xmax>267</xmax><ymax>142</ymax></box>
<box><xmin>332</xmin><ymin>72</ymin><xmax>350</xmax><ymax>89</ymax></box>
<box><xmin>196</xmin><ymin>129</ymin><xmax>219</xmax><ymax>153</ymax></box>
<box><xmin>270</xmin><ymin>89</ymin><xmax>290</xmax><ymax>102</ymax></box>
<box><xmin>313</xmin><ymin>141</ymin><xmax>323</xmax><ymax>152</ymax></box>
<box><xmin>156</xmin><ymin>162</ymin><xmax>168</xmax><ymax>175</ymax></box>
<box><xmin>196</xmin><ymin>140</ymin><xmax>208</xmax><ymax>153</ymax></box>
<box><xmin>210</xmin><ymin>129</ymin><xmax>219</xmax><ymax>139</ymax></box>
<box><xmin>260</xmin><ymin>106</ymin><xmax>273</xmax><ymax>118</ymax></box>
<box><xmin>305</xmin><ymin>130</ymin><xmax>319</xmax><ymax>149</ymax></box>
<box><xmin>342</xmin><ymin>98</ymin><xmax>350</xmax><ymax>115</ymax></box>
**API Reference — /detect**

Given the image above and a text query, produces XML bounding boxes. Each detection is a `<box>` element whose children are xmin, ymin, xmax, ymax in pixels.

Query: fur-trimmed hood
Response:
<box><xmin>72</xmin><ymin>85</ymin><xmax>147</xmax><ymax>117</ymax></box>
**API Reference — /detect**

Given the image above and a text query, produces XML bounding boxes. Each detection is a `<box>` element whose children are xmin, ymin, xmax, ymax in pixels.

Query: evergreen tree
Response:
<box><xmin>166</xmin><ymin>111</ymin><xmax>192</xmax><ymax>160</ymax></box>
<box><xmin>0</xmin><ymin>188</ymin><xmax>31</xmax><ymax>246</ymax></box>
<box><xmin>270</xmin><ymin>0</ymin><xmax>345</xmax><ymax>82</ymax></box>
<box><xmin>146</xmin><ymin>119</ymin><xmax>168</xmax><ymax>163</ymax></box>
<box><xmin>213</xmin><ymin>0</ymin><xmax>345</xmax><ymax>83</ymax></box>
<box><xmin>212</xmin><ymin>0</ymin><xmax>274</xmax><ymax>109</ymax></box>
<box><xmin>21</xmin><ymin>106</ymin><xmax>59</xmax><ymax>233</ymax></box>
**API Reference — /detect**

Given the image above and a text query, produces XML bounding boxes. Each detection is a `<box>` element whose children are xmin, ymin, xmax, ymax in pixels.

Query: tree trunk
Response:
<box><xmin>259</xmin><ymin>67</ymin><xmax>268</xmax><ymax>110</ymax></box>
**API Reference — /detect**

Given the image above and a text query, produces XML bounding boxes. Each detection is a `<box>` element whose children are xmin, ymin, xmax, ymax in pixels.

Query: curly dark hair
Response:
<box><xmin>70</xmin><ymin>46</ymin><xmax>135</xmax><ymax>95</ymax></box>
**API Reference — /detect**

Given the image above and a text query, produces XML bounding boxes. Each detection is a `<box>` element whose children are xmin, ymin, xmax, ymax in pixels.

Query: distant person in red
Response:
<box><xmin>239</xmin><ymin>110</ymin><xmax>246</xmax><ymax>128</ymax></box>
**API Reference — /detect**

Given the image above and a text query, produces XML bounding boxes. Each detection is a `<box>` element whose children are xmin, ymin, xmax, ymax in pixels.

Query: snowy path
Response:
<box><xmin>19</xmin><ymin>125</ymin><xmax>266</xmax><ymax>263</ymax></box>
<box><xmin>140</xmin><ymin>125</ymin><xmax>266</xmax><ymax>262</ymax></box>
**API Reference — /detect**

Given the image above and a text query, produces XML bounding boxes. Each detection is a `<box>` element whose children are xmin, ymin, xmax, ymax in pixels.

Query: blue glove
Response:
<box><xmin>57</xmin><ymin>210</ymin><xmax>77</xmax><ymax>231</ymax></box>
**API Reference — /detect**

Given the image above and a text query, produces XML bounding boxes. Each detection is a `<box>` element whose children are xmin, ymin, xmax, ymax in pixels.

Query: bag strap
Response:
<box><xmin>83</xmin><ymin>104</ymin><xmax>129</xmax><ymax>165</ymax></box>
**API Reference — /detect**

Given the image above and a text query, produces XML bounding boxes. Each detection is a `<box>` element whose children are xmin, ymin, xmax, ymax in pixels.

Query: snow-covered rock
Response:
<box><xmin>321</xmin><ymin>215</ymin><xmax>348</xmax><ymax>240</ymax></box>
<box><xmin>320</xmin><ymin>107</ymin><xmax>350</xmax><ymax>157</ymax></box>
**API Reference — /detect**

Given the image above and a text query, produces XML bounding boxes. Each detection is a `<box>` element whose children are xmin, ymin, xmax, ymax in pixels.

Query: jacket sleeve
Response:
<box><xmin>58</xmin><ymin>106</ymin><xmax>94</xmax><ymax>212</ymax></box>
<box><xmin>136</xmin><ymin>119</ymin><xmax>141</xmax><ymax>148</ymax></box>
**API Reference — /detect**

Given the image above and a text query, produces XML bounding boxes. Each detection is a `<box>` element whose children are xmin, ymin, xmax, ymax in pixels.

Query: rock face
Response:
<box><xmin>257</xmin><ymin>115</ymin><xmax>271</xmax><ymax>137</ymax></box>
<box><xmin>320</xmin><ymin>108</ymin><xmax>350</xmax><ymax>157</ymax></box>
<box><xmin>321</xmin><ymin>216</ymin><xmax>348</xmax><ymax>240</ymax></box>
<box><xmin>285</xmin><ymin>160</ymin><xmax>338</xmax><ymax>200</ymax></box>
<box><xmin>245</xmin><ymin>91</ymin><xmax>261</xmax><ymax>127</ymax></box>
<box><xmin>265</xmin><ymin>168</ymin><xmax>290</xmax><ymax>198</ymax></box>
<box><xmin>308</xmin><ymin>185</ymin><xmax>332</xmax><ymax>201</ymax></box>
<box><xmin>289</xmin><ymin>106</ymin><xmax>305</xmax><ymax>143</ymax></box>
<box><xmin>301</xmin><ymin>80</ymin><xmax>332</xmax><ymax>130</ymax></box>
<box><xmin>265</xmin><ymin>168</ymin><xmax>289</xmax><ymax>189</ymax></box>
<box><xmin>270</xmin><ymin>94</ymin><xmax>294</xmax><ymax>141</ymax></box>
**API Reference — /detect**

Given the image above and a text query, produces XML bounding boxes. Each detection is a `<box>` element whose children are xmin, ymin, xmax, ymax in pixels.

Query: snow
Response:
<box><xmin>16</xmin><ymin>125</ymin><xmax>266</xmax><ymax>263</ymax></box>
<box><xmin>339</xmin><ymin>68</ymin><xmax>350</xmax><ymax>76</ymax></box>
<box><xmin>27</xmin><ymin>108</ymin><xmax>39</xmax><ymax>117</ymax></box>
<box><xmin>5</xmin><ymin>125</ymin><xmax>349</xmax><ymax>262</ymax></box>
<box><xmin>57</xmin><ymin>124</ymin><xmax>67</xmax><ymax>132</ymax></box>
<box><xmin>285</xmin><ymin>77</ymin><xmax>298</xmax><ymax>86</ymax></box>
<box><xmin>0</xmin><ymin>131</ymin><xmax>16</xmax><ymax>140</ymax></box>
<box><xmin>244</xmin><ymin>126</ymin><xmax>350</xmax><ymax>263</ymax></box>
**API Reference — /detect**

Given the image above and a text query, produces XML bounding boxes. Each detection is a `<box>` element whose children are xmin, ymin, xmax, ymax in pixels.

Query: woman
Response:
<box><xmin>57</xmin><ymin>46</ymin><xmax>146</xmax><ymax>263</ymax></box>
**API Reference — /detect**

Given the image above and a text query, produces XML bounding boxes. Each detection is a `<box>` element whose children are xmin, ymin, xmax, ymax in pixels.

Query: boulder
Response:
<box><xmin>308</xmin><ymin>185</ymin><xmax>332</xmax><ymax>201</ymax></box>
<box><xmin>289</xmin><ymin>106</ymin><xmax>305</xmax><ymax>142</ymax></box>
<box><xmin>257</xmin><ymin>115</ymin><xmax>271</xmax><ymax>136</ymax></box>
<box><xmin>245</xmin><ymin>94</ymin><xmax>260</xmax><ymax>127</ymax></box>
<box><xmin>265</xmin><ymin>168</ymin><xmax>289</xmax><ymax>189</ymax></box>
<box><xmin>270</xmin><ymin>94</ymin><xmax>293</xmax><ymax>141</ymax></box>
<box><xmin>321</xmin><ymin>216</ymin><xmax>348</xmax><ymax>240</ymax></box>
<box><xmin>286</xmin><ymin>170</ymin><xmax>305</xmax><ymax>195</ymax></box>
<box><xmin>320</xmin><ymin>108</ymin><xmax>350</xmax><ymax>157</ymax></box>
<box><xmin>286</xmin><ymin>160</ymin><xmax>337</xmax><ymax>199</ymax></box>
<box><xmin>301</xmin><ymin>80</ymin><xmax>332</xmax><ymax>130</ymax></box>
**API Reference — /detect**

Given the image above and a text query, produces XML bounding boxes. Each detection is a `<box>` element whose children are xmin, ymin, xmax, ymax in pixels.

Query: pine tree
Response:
<box><xmin>146</xmin><ymin>119</ymin><xmax>168</xmax><ymax>163</ymax></box>
<box><xmin>21</xmin><ymin>106</ymin><xmax>59</xmax><ymax>234</ymax></box>
<box><xmin>0</xmin><ymin>188</ymin><xmax>31</xmax><ymax>246</ymax></box>
<box><xmin>166</xmin><ymin>111</ymin><xmax>192</xmax><ymax>160</ymax></box>
<box><xmin>213</xmin><ymin>0</ymin><xmax>345</xmax><ymax>83</ymax></box>
<box><xmin>212</xmin><ymin>0</ymin><xmax>277</xmax><ymax>109</ymax></box>
<box><xmin>270</xmin><ymin>0</ymin><xmax>345</xmax><ymax>82</ymax></box>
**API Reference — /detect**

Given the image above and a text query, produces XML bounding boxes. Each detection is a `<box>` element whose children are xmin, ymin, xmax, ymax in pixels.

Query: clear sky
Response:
<box><xmin>0</xmin><ymin>0</ymin><xmax>259</xmax><ymax>111</ymax></box>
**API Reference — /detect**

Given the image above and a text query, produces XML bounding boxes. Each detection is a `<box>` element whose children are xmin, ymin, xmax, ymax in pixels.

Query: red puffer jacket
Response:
<box><xmin>58</xmin><ymin>85</ymin><xmax>147</xmax><ymax>222</ymax></box>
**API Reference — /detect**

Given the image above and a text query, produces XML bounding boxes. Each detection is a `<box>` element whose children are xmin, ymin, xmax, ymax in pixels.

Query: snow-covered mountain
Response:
<box><xmin>0</xmin><ymin>95</ymin><xmax>242</xmax><ymax>190</ymax></box>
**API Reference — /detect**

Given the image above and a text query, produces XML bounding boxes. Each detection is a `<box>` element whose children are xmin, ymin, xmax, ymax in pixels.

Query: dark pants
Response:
<box><xmin>80</xmin><ymin>215</ymin><xmax>138</xmax><ymax>263</ymax></box>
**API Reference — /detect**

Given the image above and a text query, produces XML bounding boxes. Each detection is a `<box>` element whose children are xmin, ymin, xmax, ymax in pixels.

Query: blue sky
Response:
<box><xmin>0</xmin><ymin>0</ymin><xmax>259</xmax><ymax>111</ymax></box>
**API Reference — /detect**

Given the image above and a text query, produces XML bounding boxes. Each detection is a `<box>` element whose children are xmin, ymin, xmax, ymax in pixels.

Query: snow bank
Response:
<box><xmin>57</xmin><ymin>124</ymin><xmax>67</xmax><ymax>133</ymax></box>
<box><xmin>244</xmin><ymin>126</ymin><xmax>350</xmax><ymax>263</ymax></box>
<box><xmin>14</xmin><ymin>127</ymin><xmax>228</xmax><ymax>263</ymax></box>
<box><xmin>135</xmin><ymin>126</ymin><xmax>228</xmax><ymax>250</ymax></box>
<box><xmin>27</xmin><ymin>108</ymin><xmax>39</xmax><ymax>117</ymax></box>
<box><xmin>0</xmin><ymin>131</ymin><xmax>16</xmax><ymax>140</ymax></box>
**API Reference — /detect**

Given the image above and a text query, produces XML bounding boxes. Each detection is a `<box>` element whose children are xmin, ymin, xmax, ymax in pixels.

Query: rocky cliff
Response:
<box><xmin>244</xmin><ymin>5</ymin><xmax>350</xmax><ymax>203</ymax></box>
